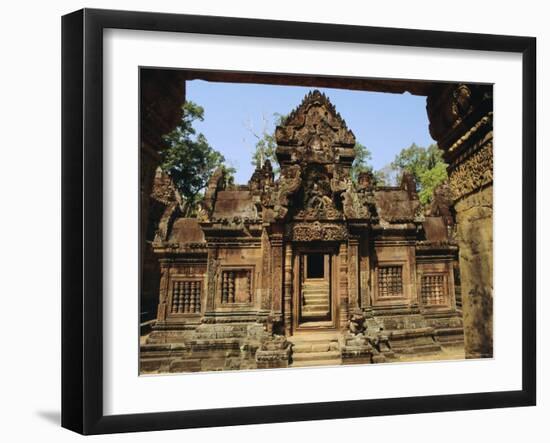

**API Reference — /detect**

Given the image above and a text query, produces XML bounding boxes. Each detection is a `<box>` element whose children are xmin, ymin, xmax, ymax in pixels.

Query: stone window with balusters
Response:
<box><xmin>170</xmin><ymin>280</ymin><xmax>202</xmax><ymax>314</ymax></box>
<box><xmin>420</xmin><ymin>274</ymin><xmax>448</xmax><ymax>306</ymax></box>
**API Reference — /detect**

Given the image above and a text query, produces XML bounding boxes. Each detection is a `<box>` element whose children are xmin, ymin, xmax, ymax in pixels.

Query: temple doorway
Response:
<box><xmin>293</xmin><ymin>251</ymin><xmax>335</xmax><ymax>331</ymax></box>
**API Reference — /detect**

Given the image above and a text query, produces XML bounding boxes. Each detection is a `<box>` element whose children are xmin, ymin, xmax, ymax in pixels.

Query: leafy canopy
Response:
<box><xmin>161</xmin><ymin>101</ymin><xmax>235</xmax><ymax>216</ymax></box>
<box><xmin>389</xmin><ymin>143</ymin><xmax>448</xmax><ymax>205</ymax></box>
<box><xmin>351</xmin><ymin>143</ymin><xmax>374</xmax><ymax>182</ymax></box>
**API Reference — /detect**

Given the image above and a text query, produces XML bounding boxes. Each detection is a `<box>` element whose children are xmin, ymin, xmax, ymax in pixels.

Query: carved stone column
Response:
<box><xmin>260</xmin><ymin>230</ymin><xmax>272</xmax><ymax>311</ymax></box>
<box><xmin>359</xmin><ymin>236</ymin><xmax>371</xmax><ymax>309</ymax></box>
<box><xmin>339</xmin><ymin>242</ymin><xmax>349</xmax><ymax>326</ymax></box>
<box><xmin>348</xmin><ymin>237</ymin><xmax>360</xmax><ymax>312</ymax></box>
<box><xmin>205</xmin><ymin>247</ymin><xmax>220</xmax><ymax>312</ymax></box>
<box><xmin>156</xmin><ymin>259</ymin><xmax>172</xmax><ymax>322</ymax></box>
<box><xmin>270</xmin><ymin>233</ymin><xmax>284</xmax><ymax>326</ymax></box>
<box><xmin>427</xmin><ymin>83</ymin><xmax>493</xmax><ymax>359</ymax></box>
<box><xmin>283</xmin><ymin>243</ymin><xmax>293</xmax><ymax>335</ymax></box>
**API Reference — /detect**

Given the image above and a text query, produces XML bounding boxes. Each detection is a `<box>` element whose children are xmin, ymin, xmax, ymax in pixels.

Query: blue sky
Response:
<box><xmin>186</xmin><ymin>80</ymin><xmax>435</xmax><ymax>184</ymax></box>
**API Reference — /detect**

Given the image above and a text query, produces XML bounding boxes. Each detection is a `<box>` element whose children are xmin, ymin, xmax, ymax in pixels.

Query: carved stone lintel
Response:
<box><xmin>286</xmin><ymin>221</ymin><xmax>348</xmax><ymax>242</ymax></box>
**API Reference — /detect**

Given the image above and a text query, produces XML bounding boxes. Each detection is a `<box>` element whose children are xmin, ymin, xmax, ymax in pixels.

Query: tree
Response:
<box><xmin>389</xmin><ymin>143</ymin><xmax>448</xmax><ymax>205</ymax></box>
<box><xmin>161</xmin><ymin>101</ymin><xmax>235</xmax><ymax>216</ymax></box>
<box><xmin>351</xmin><ymin>142</ymin><xmax>374</xmax><ymax>182</ymax></box>
<box><xmin>418</xmin><ymin>161</ymin><xmax>448</xmax><ymax>205</ymax></box>
<box><xmin>247</xmin><ymin>113</ymin><xmax>287</xmax><ymax>173</ymax></box>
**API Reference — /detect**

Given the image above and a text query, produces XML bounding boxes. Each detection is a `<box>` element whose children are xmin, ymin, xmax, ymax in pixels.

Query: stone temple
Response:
<box><xmin>140</xmin><ymin>90</ymin><xmax>464</xmax><ymax>373</ymax></box>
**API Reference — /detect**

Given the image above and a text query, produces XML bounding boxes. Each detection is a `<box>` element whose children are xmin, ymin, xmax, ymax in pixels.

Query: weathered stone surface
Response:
<box><xmin>139</xmin><ymin>89</ymin><xmax>483</xmax><ymax>373</ymax></box>
<box><xmin>454</xmin><ymin>185</ymin><xmax>493</xmax><ymax>357</ymax></box>
<box><xmin>427</xmin><ymin>84</ymin><xmax>493</xmax><ymax>359</ymax></box>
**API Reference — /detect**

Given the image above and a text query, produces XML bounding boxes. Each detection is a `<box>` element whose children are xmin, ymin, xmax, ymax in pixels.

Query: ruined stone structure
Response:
<box><xmin>140</xmin><ymin>91</ymin><xmax>465</xmax><ymax>373</ymax></box>
<box><xmin>427</xmin><ymin>84</ymin><xmax>493</xmax><ymax>358</ymax></box>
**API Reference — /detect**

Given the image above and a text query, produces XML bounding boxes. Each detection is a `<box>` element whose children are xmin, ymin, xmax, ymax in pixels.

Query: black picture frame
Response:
<box><xmin>61</xmin><ymin>8</ymin><xmax>536</xmax><ymax>435</ymax></box>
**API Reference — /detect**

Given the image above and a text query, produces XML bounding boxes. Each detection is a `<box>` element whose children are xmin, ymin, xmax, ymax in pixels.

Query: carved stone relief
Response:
<box><xmin>449</xmin><ymin>141</ymin><xmax>493</xmax><ymax>202</ymax></box>
<box><xmin>286</xmin><ymin>221</ymin><xmax>348</xmax><ymax>242</ymax></box>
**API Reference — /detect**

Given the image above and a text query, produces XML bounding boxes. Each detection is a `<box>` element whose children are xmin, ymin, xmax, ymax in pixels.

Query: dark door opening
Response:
<box><xmin>297</xmin><ymin>253</ymin><xmax>332</xmax><ymax>326</ymax></box>
<box><xmin>306</xmin><ymin>253</ymin><xmax>325</xmax><ymax>279</ymax></box>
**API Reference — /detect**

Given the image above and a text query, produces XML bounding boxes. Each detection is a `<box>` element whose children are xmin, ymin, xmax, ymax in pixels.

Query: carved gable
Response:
<box><xmin>263</xmin><ymin>90</ymin><xmax>359</xmax><ymax>222</ymax></box>
<box><xmin>242</xmin><ymin>91</ymin><xmax>381</xmax><ymax>226</ymax></box>
<box><xmin>275</xmin><ymin>90</ymin><xmax>356</xmax><ymax>166</ymax></box>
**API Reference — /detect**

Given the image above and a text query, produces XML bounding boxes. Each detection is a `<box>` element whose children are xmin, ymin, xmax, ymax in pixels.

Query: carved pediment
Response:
<box><xmin>260</xmin><ymin>91</ymin><xmax>377</xmax><ymax>225</ymax></box>
<box><xmin>275</xmin><ymin>90</ymin><xmax>356</xmax><ymax>165</ymax></box>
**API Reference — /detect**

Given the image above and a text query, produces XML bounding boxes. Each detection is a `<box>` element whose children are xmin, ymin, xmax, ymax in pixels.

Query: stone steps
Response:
<box><xmin>291</xmin><ymin>359</ymin><xmax>342</xmax><ymax>368</ymax></box>
<box><xmin>301</xmin><ymin>309</ymin><xmax>330</xmax><ymax>317</ymax></box>
<box><xmin>301</xmin><ymin>281</ymin><xmax>330</xmax><ymax>319</ymax></box>
<box><xmin>302</xmin><ymin>305</ymin><xmax>330</xmax><ymax>312</ymax></box>
<box><xmin>292</xmin><ymin>350</ymin><xmax>341</xmax><ymax>362</ymax></box>
<box><xmin>302</xmin><ymin>301</ymin><xmax>329</xmax><ymax>307</ymax></box>
<box><xmin>289</xmin><ymin>333</ymin><xmax>341</xmax><ymax>367</ymax></box>
<box><xmin>302</xmin><ymin>294</ymin><xmax>329</xmax><ymax>300</ymax></box>
<box><xmin>302</xmin><ymin>284</ymin><xmax>329</xmax><ymax>289</ymax></box>
<box><xmin>302</xmin><ymin>287</ymin><xmax>329</xmax><ymax>293</ymax></box>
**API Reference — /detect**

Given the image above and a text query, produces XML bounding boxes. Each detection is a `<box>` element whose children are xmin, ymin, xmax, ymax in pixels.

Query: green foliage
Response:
<box><xmin>351</xmin><ymin>142</ymin><xmax>374</xmax><ymax>182</ymax></box>
<box><xmin>418</xmin><ymin>162</ymin><xmax>448</xmax><ymax>205</ymax></box>
<box><xmin>389</xmin><ymin>143</ymin><xmax>448</xmax><ymax>205</ymax></box>
<box><xmin>249</xmin><ymin>113</ymin><xmax>286</xmax><ymax>173</ymax></box>
<box><xmin>161</xmin><ymin>101</ymin><xmax>235</xmax><ymax>216</ymax></box>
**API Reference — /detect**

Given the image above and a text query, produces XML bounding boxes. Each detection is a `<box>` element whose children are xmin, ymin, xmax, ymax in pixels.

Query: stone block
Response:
<box><xmin>169</xmin><ymin>359</ymin><xmax>201</xmax><ymax>373</ymax></box>
<box><xmin>311</xmin><ymin>343</ymin><xmax>330</xmax><ymax>352</ymax></box>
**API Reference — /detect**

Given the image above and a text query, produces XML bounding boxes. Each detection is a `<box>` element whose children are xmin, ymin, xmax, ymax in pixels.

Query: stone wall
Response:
<box><xmin>427</xmin><ymin>83</ymin><xmax>494</xmax><ymax>358</ymax></box>
<box><xmin>139</xmin><ymin>69</ymin><xmax>187</xmax><ymax>321</ymax></box>
<box><xmin>454</xmin><ymin>185</ymin><xmax>493</xmax><ymax>357</ymax></box>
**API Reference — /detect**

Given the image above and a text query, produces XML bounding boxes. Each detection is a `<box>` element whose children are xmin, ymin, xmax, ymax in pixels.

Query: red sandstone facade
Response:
<box><xmin>140</xmin><ymin>91</ymin><xmax>464</xmax><ymax>373</ymax></box>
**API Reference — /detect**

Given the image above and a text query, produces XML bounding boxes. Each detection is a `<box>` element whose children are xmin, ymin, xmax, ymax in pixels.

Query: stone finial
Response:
<box><xmin>400</xmin><ymin>170</ymin><xmax>418</xmax><ymax>200</ymax></box>
<box><xmin>201</xmin><ymin>167</ymin><xmax>226</xmax><ymax>218</ymax></box>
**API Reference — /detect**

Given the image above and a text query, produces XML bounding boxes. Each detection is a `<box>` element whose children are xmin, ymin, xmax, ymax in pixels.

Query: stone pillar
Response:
<box><xmin>283</xmin><ymin>243</ymin><xmax>293</xmax><ymax>335</ymax></box>
<box><xmin>205</xmin><ymin>247</ymin><xmax>220</xmax><ymax>312</ymax></box>
<box><xmin>260</xmin><ymin>230</ymin><xmax>272</xmax><ymax>311</ymax></box>
<box><xmin>140</xmin><ymin>69</ymin><xmax>187</xmax><ymax>320</ymax></box>
<box><xmin>339</xmin><ymin>242</ymin><xmax>349</xmax><ymax>327</ymax></box>
<box><xmin>359</xmin><ymin>235</ymin><xmax>371</xmax><ymax>309</ymax></box>
<box><xmin>451</xmin><ymin>146</ymin><xmax>493</xmax><ymax>358</ymax></box>
<box><xmin>427</xmin><ymin>83</ymin><xmax>493</xmax><ymax>358</ymax></box>
<box><xmin>270</xmin><ymin>233</ymin><xmax>284</xmax><ymax>327</ymax></box>
<box><xmin>348</xmin><ymin>237</ymin><xmax>360</xmax><ymax>312</ymax></box>
<box><xmin>156</xmin><ymin>259</ymin><xmax>172</xmax><ymax>322</ymax></box>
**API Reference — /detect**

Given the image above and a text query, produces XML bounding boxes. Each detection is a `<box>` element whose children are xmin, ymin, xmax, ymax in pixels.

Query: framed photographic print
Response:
<box><xmin>61</xmin><ymin>8</ymin><xmax>536</xmax><ymax>435</ymax></box>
